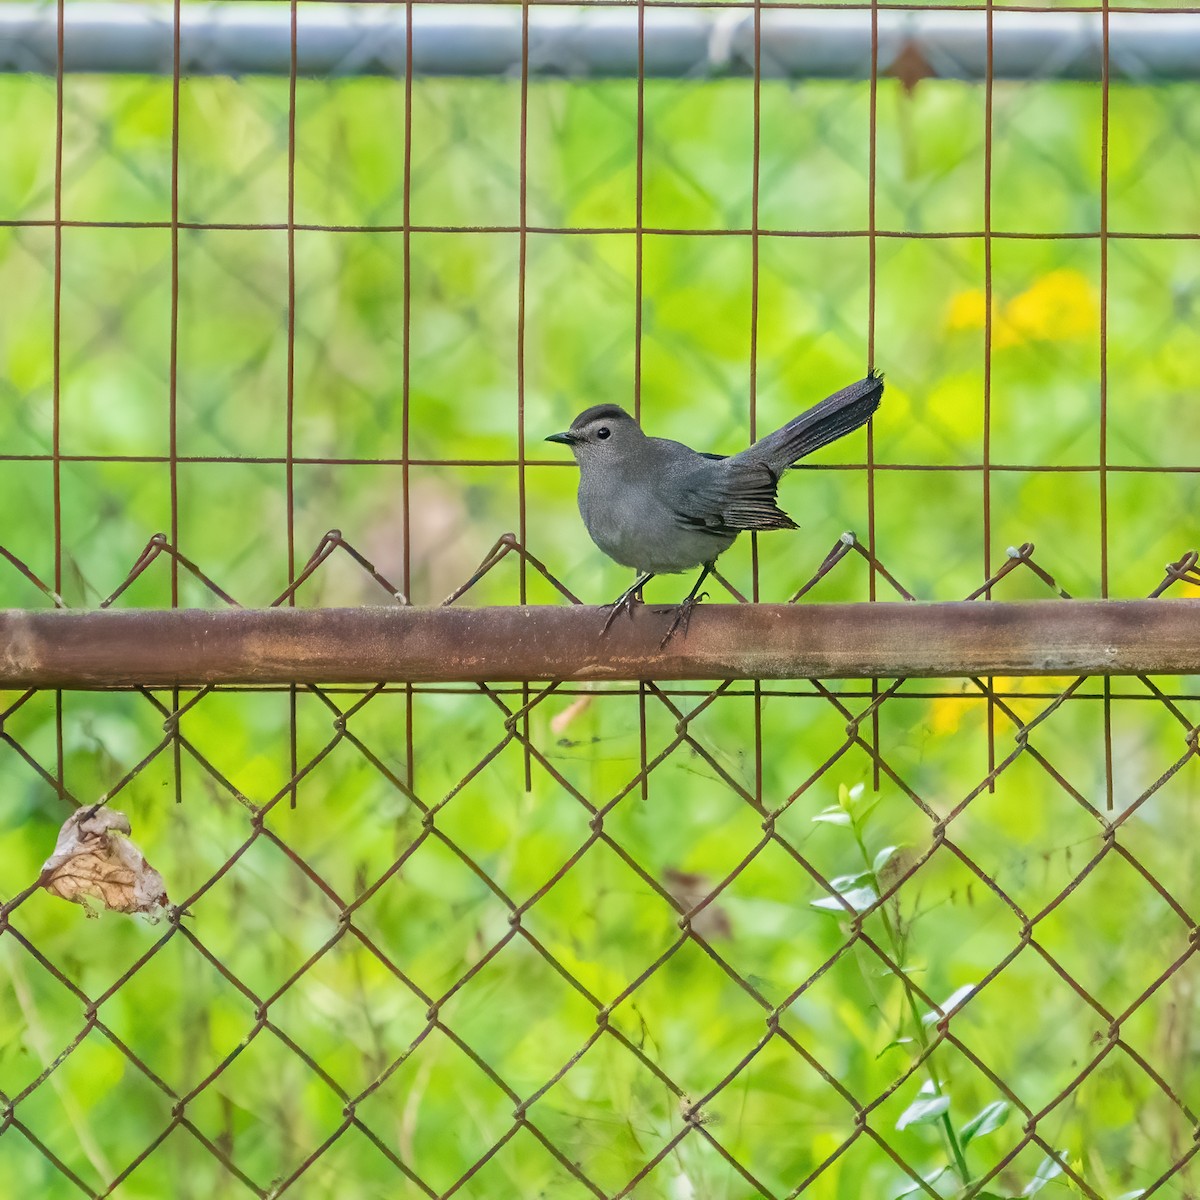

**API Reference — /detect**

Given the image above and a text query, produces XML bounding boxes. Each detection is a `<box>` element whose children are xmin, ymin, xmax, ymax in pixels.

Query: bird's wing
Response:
<box><xmin>669</xmin><ymin>459</ymin><xmax>797</xmax><ymax>534</ymax></box>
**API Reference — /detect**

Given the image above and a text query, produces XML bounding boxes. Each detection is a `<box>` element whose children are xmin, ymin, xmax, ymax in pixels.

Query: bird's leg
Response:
<box><xmin>656</xmin><ymin>562</ymin><xmax>714</xmax><ymax>647</ymax></box>
<box><xmin>601</xmin><ymin>571</ymin><xmax>655</xmax><ymax>635</ymax></box>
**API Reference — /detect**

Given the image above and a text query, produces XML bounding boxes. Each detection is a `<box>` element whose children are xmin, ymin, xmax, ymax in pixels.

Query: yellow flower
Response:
<box><xmin>944</xmin><ymin>268</ymin><xmax>1098</xmax><ymax>348</ymax></box>
<box><xmin>1005</xmin><ymin>268</ymin><xmax>1098</xmax><ymax>343</ymax></box>
<box><xmin>944</xmin><ymin>288</ymin><xmax>992</xmax><ymax>333</ymax></box>
<box><xmin>926</xmin><ymin>695</ymin><xmax>986</xmax><ymax>737</ymax></box>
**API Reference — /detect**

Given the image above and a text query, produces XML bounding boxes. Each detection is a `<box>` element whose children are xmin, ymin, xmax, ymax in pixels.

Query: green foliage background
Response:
<box><xmin>2</xmin><ymin>20</ymin><xmax>1200</xmax><ymax>1200</ymax></box>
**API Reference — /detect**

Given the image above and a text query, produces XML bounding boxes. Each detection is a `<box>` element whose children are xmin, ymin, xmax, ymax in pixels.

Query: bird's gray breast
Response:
<box><xmin>576</xmin><ymin>441</ymin><xmax>737</xmax><ymax>574</ymax></box>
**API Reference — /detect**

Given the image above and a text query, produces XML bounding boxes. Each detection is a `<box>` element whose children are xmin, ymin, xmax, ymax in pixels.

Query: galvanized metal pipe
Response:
<box><xmin>2</xmin><ymin>602</ymin><xmax>1199</xmax><ymax>687</ymax></box>
<box><xmin>0</xmin><ymin>4</ymin><xmax>1195</xmax><ymax>83</ymax></box>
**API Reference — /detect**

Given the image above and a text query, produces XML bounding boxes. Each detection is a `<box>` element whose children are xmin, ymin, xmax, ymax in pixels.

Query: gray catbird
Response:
<box><xmin>546</xmin><ymin>372</ymin><xmax>884</xmax><ymax>639</ymax></box>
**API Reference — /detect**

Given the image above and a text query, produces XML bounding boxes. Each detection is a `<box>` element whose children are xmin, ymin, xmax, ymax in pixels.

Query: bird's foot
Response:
<box><xmin>655</xmin><ymin>591</ymin><xmax>709</xmax><ymax>648</ymax></box>
<box><xmin>600</xmin><ymin>588</ymin><xmax>644</xmax><ymax>635</ymax></box>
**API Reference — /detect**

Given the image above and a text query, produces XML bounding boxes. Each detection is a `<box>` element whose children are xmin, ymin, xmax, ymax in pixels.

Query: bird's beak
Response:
<box><xmin>545</xmin><ymin>431</ymin><xmax>577</xmax><ymax>446</ymax></box>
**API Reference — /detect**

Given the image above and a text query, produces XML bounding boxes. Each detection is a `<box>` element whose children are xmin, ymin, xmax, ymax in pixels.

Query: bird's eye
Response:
<box><xmin>596</xmin><ymin>427</ymin><xmax>611</xmax><ymax>440</ymax></box>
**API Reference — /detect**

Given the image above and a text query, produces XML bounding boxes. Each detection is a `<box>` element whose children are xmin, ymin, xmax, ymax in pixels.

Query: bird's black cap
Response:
<box><xmin>569</xmin><ymin>404</ymin><xmax>634</xmax><ymax>431</ymax></box>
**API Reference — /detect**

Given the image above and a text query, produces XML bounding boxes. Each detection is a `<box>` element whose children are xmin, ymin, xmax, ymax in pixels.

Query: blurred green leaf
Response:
<box><xmin>891</xmin><ymin>1166</ymin><xmax>956</xmax><ymax>1200</ymax></box>
<box><xmin>813</xmin><ymin>805</ymin><xmax>851</xmax><ymax>826</ymax></box>
<box><xmin>873</xmin><ymin>843</ymin><xmax>903</xmax><ymax>874</ymax></box>
<box><xmin>876</xmin><ymin>1036</ymin><xmax>915</xmax><ymax>1059</ymax></box>
<box><xmin>959</xmin><ymin>1100</ymin><xmax>1011</xmax><ymax>1146</ymax></box>
<box><xmin>812</xmin><ymin>873</ymin><xmax>879</xmax><ymax>914</ymax></box>
<box><xmin>811</xmin><ymin>885</ymin><xmax>878</xmax><ymax>914</ymax></box>
<box><xmin>1023</xmin><ymin>1152</ymin><xmax>1068</xmax><ymax>1196</ymax></box>
<box><xmin>896</xmin><ymin>1092</ymin><xmax>951</xmax><ymax>1130</ymax></box>
<box><xmin>838</xmin><ymin>781</ymin><xmax>866</xmax><ymax>811</ymax></box>
<box><xmin>923</xmin><ymin>983</ymin><xmax>978</xmax><ymax>1025</ymax></box>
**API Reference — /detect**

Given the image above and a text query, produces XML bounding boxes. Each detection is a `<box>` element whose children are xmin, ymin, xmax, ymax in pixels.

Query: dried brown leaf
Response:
<box><xmin>41</xmin><ymin>807</ymin><xmax>168</xmax><ymax>921</ymax></box>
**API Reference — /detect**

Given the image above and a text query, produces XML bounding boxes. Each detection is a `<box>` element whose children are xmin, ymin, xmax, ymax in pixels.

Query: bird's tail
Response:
<box><xmin>750</xmin><ymin>371</ymin><xmax>884</xmax><ymax>475</ymax></box>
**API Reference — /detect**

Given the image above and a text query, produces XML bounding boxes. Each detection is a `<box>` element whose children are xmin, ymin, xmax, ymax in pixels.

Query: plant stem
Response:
<box><xmin>852</xmin><ymin>824</ymin><xmax>972</xmax><ymax>1187</ymax></box>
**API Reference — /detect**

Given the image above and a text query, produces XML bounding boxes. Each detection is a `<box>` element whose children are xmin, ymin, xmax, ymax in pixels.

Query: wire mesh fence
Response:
<box><xmin>5</xmin><ymin>534</ymin><xmax>1200</xmax><ymax>1197</ymax></box>
<box><xmin>2</xmin><ymin>1</ymin><xmax>1200</xmax><ymax>1197</ymax></box>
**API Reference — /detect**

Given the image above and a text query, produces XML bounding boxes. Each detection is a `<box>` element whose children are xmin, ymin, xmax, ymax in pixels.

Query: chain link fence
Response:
<box><xmin>4</xmin><ymin>533</ymin><xmax>1200</xmax><ymax>1198</ymax></box>
<box><xmin>2</xmin><ymin>2</ymin><xmax>1200</xmax><ymax>1197</ymax></box>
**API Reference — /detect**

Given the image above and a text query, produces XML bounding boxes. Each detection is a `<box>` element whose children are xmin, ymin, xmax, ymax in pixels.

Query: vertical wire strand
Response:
<box><xmin>403</xmin><ymin>0</ymin><xmax>416</xmax><ymax>793</ymax></box>
<box><xmin>984</xmin><ymin>0</ymin><xmax>997</xmax><ymax>792</ymax></box>
<box><xmin>286</xmin><ymin>9</ymin><xmax>298</xmax><ymax>594</ymax></box>
<box><xmin>634</xmin><ymin>2</ymin><xmax>645</xmax><ymax>428</ymax></box>
<box><xmin>867</xmin><ymin>0</ymin><xmax>881</xmax><ymax>791</ymax></box>
<box><xmin>52</xmin><ymin>1</ymin><xmax>64</xmax><ymax>601</ymax></box>
<box><xmin>750</xmin><ymin>1</ymin><xmax>764</xmax><ymax>806</ymax></box>
<box><xmin>287</xmin><ymin>0</ymin><xmax>300</xmax><ymax>807</ymax></box>
<box><xmin>53</xmin><ymin>0</ymin><xmax>65</xmax><ymax>802</ymax></box>
<box><xmin>517</xmin><ymin>4</ymin><xmax>530</xmax><ymax>607</ymax></box>
<box><xmin>169</xmin><ymin>0</ymin><xmax>181</xmax><ymax>608</ymax></box>
<box><xmin>1100</xmin><ymin>2</ymin><xmax>1114</xmax><ymax>808</ymax></box>
<box><xmin>518</xmin><ymin>0</ymin><xmax>532</xmax><ymax>790</ymax></box>
<box><xmin>982</xmin><ymin>16</ymin><xmax>995</xmax><ymax>595</ymax></box>
<box><xmin>1099</xmin><ymin>9</ymin><xmax>1111</xmax><ymax>604</ymax></box>
<box><xmin>748</xmin><ymin>4</ymin><xmax>761</xmax><ymax>605</ymax></box>
<box><xmin>170</xmin><ymin>0</ymin><xmax>183</xmax><ymax>803</ymax></box>
<box><xmin>636</xmin><ymin>1</ymin><xmax>648</xmax><ymax>800</ymax></box>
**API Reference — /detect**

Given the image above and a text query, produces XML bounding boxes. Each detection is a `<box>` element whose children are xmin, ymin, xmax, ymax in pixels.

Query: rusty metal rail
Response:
<box><xmin>2</xmin><ymin>600</ymin><xmax>1199</xmax><ymax>687</ymax></box>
